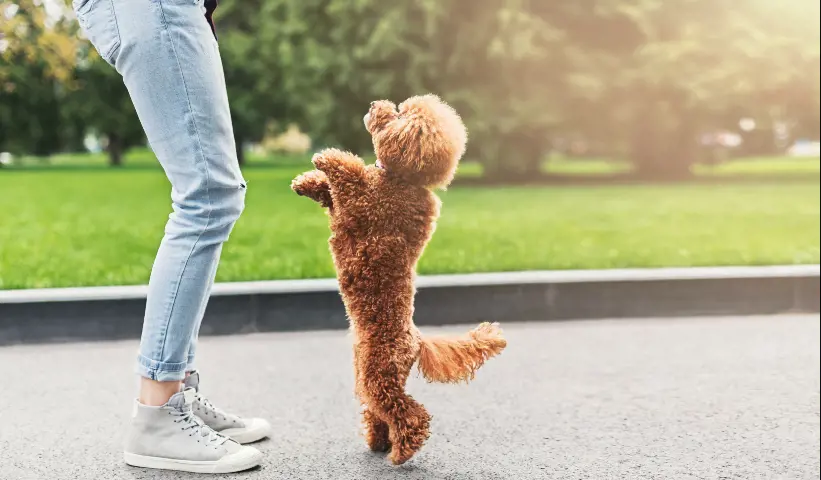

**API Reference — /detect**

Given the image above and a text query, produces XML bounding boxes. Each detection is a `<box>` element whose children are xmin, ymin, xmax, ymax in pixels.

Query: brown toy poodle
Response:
<box><xmin>291</xmin><ymin>94</ymin><xmax>507</xmax><ymax>465</ymax></box>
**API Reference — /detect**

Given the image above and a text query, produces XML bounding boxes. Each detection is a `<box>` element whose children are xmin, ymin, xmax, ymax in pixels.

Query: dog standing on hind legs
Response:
<box><xmin>291</xmin><ymin>94</ymin><xmax>507</xmax><ymax>465</ymax></box>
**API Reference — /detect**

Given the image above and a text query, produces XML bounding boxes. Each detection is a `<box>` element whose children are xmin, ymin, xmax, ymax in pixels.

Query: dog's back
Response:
<box><xmin>329</xmin><ymin>169</ymin><xmax>438</xmax><ymax>329</ymax></box>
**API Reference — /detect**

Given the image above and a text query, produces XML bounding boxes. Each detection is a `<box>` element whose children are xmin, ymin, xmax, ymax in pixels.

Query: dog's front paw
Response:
<box><xmin>291</xmin><ymin>175</ymin><xmax>307</xmax><ymax>196</ymax></box>
<box><xmin>312</xmin><ymin>148</ymin><xmax>364</xmax><ymax>172</ymax></box>
<box><xmin>291</xmin><ymin>170</ymin><xmax>333</xmax><ymax>207</ymax></box>
<box><xmin>311</xmin><ymin>151</ymin><xmax>330</xmax><ymax>171</ymax></box>
<box><xmin>292</xmin><ymin>172</ymin><xmax>317</xmax><ymax>196</ymax></box>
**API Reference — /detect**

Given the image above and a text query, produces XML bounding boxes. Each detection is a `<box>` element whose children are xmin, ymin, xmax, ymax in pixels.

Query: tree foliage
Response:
<box><xmin>1</xmin><ymin>0</ymin><xmax>81</xmax><ymax>159</ymax></box>
<box><xmin>1</xmin><ymin>0</ymin><xmax>79</xmax><ymax>83</ymax></box>
<box><xmin>247</xmin><ymin>0</ymin><xmax>819</xmax><ymax>179</ymax></box>
<box><xmin>2</xmin><ymin>0</ymin><xmax>819</xmax><ymax>178</ymax></box>
<box><xmin>63</xmin><ymin>55</ymin><xmax>144</xmax><ymax>166</ymax></box>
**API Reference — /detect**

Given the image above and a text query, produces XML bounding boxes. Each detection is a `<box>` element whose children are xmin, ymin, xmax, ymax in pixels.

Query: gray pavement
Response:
<box><xmin>1</xmin><ymin>315</ymin><xmax>819</xmax><ymax>480</ymax></box>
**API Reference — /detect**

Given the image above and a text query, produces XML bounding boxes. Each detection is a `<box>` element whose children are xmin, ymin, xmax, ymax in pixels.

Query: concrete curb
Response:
<box><xmin>1</xmin><ymin>265</ymin><xmax>818</xmax><ymax>345</ymax></box>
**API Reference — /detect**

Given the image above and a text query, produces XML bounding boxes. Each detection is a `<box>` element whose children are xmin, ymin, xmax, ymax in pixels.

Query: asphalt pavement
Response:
<box><xmin>1</xmin><ymin>315</ymin><xmax>819</xmax><ymax>480</ymax></box>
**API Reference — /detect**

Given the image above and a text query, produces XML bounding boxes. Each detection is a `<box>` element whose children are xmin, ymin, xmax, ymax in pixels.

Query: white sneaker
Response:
<box><xmin>185</xmin><ymin>371</ymin><xmax>272</xmax><ymax>444</ymax></box>
<box><xmin>124</xmin><ymin>388</ymin><xmax>263</xmax><ymax>474</ymax></box>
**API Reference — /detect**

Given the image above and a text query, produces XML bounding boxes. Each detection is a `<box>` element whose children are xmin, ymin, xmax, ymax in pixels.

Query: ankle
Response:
<box><xmin>139</xmin><ymin>377</ymin><xmax>182</xmax><ymax>406</ymax></box>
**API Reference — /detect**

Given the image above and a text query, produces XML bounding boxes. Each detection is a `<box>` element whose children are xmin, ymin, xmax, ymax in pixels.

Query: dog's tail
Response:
<box><xmin>416</xmin><ymin>322</ymin><xmax>507</xmax><ymax>384</ymax></box>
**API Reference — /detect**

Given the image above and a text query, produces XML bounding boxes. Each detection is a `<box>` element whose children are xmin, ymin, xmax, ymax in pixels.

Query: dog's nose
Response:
<box><xmin>363</xmin><ymin>113</ymin><xmax>371</xmax><ymax>128</ymax></box>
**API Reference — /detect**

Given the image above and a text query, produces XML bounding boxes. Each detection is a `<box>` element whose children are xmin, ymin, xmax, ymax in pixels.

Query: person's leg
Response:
<box><xmin>114</xmin><ymin>0</ymin><xmax>245</xmax><ymax>391</ymax></box>
<box><xmin>73</xmin><ymin>0</ymin><xmax>259</xmax><ymax>472</ymax></box>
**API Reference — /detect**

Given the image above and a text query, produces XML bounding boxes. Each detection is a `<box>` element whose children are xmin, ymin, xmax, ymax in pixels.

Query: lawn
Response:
<box><xmin>10</xmin><ymin>147</ymin><xmax>307</xmax><ymax>169</ymax></box>
<box><xmin>8</xmin><ymin>148</ymin><xmax>820</xmax><ymax>178</ymax></box>
<box><xmin>0</xmin><ymin>166</ymin><xmax>818</xmax><ymax>289</ymax></box>
<box><xmin>460</xmin><ymin>155</ymin><xmax>821</xmax><ymax>177</ymax></box>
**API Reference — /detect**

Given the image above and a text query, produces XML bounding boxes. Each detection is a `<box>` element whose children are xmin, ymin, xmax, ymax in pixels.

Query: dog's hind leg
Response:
<box><xmin>362</xmin><ymin>408</ymin><xmax>391</xmax><ymax>452</ymax></box>
<box><xmin>355</xmin><ymin>343</ymin><xmax>392</xmax><ymax>453</ymax></box>
<box><xmin>360</xmin><ymin>347</ymin><xmax>431</xmax><ymax>465</ymax></box>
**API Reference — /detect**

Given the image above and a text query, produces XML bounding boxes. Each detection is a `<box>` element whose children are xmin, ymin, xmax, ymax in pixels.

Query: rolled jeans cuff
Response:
<box><xmin>136</xmin><ymin>353</ymin><xmax>188</xmax><ymax>382</ymax></box>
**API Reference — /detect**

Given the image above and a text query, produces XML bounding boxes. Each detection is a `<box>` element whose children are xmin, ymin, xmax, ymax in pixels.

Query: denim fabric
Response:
<box><xmin>74</xmin><ymin>0</ymin><xmax>245</xmax><ymax>381</ymax></box>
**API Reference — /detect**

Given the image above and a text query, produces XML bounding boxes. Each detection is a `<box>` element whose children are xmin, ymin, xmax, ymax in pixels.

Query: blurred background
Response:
<box><xmin>0</xmin><ymin>0</ymin><xmax>819</xmax><ymax>289</ymax></box>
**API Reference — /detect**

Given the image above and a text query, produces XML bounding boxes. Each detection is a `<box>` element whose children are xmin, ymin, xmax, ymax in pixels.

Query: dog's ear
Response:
<box><xmin>372</xmin><ymin>95</ymin><xmax>467</xmax><ymax>189</ymax></box>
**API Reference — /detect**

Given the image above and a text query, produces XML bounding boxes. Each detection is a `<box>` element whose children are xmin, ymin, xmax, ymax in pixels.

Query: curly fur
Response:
<box><xmin>291</xmin><ymin>94</ymin><xmax>506</xmax><ymax>465</ymax></box>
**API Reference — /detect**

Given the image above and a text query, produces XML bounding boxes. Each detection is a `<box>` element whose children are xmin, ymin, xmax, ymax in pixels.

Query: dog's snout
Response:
<box><xmin>363</xmin><ymin>112</ymin><xmax>371</xmax><ymax>129</ymax></box>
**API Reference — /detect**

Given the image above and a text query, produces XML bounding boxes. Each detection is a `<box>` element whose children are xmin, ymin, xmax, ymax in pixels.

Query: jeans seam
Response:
<box><xmin>102</xmin><ymin>0</ymin><xmax>122</xmax><ymax>63</ymax></box>
<box><xmin>155</xmin><ymin>0</ymin><xmax>214</xmax><ymax>363</ymax></box>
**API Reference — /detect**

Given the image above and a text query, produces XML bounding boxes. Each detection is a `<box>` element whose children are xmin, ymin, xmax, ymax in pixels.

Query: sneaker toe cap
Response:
<box><xmin>216</xmin><ymin>445</ymin><xmax>263</xmax><ymax>472</ymax></box>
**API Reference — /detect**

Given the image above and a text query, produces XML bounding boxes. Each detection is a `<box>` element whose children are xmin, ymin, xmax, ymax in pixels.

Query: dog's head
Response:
<box><xmin>364</xmin><ymin>94</ymin><xmax>467</xmax><ymax>189</ymax></box>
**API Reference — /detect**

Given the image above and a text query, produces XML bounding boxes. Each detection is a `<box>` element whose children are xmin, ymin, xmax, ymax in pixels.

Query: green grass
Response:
<box><xmin>0</xmin><ymin>167</ymin><xmax>818</xmax><ymax>289</ymax></box>
<box><xmin>11</xmin><ymin>147</ymin><xmax>307</xmax><ymax>169</ymax></box>
<box><xmin>545</xmin><ymin>157</ymin><xmax>634</xmax><ymax>175</ymax></box>
<box><xmin>544</xmin><ymin>155</ymin><xmax>820</xmax><ymax>176</ymax></box>
<box><xmin>8</xmin><ymin>149</ymin><xmax>819</xmax><ymax>179</ymax></box>
<box><xmin>453</xmin><ymin>157</ymin><xmax>633</xmax><ymax>178</ymax></box>
<box><xmin>440</xmin><ymin>155</ymin><xmax>819</xmax><ymax>178</ymax></box>
<box><xmin>694</xmin><ymin>156</ymin><xmax>821</xmax><ymax>176</ymax></box>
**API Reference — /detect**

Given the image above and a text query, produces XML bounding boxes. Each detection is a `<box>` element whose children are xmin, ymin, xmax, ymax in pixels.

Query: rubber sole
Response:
<box><xmin>221</xmin><ymin>418</ymin><xmax>272</xmax><ymax>444</ymax></box>
<box><xmin>124</xmin><ymin>448</ymin><xmax>262</xmax><ymax>474</ymax></box>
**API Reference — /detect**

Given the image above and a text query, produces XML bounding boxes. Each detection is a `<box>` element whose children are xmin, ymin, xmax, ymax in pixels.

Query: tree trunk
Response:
<box><xmin>669</xmin><ymin>112</ymin><xmax>698</xmax><ymax>176</ymax></box>
<box><xmin>631</xmin><ymin>98</ymin><xmax>695</xmax><ymax>181</ymax></box>
<box><xmin>482</xmin><ymin>128</ymin><xmax>546</xmax><ymax>183</ymax></box>
<box><xmin>107</xmin><ymin>133</ymin><xmax>123</xmax><ymax>167</ymax></box>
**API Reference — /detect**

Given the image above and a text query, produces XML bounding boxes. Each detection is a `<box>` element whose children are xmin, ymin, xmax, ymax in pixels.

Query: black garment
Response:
<box><xmin>204</xmin><ymin>0</ymin><xmax>218</xmax><ymax>39</ymax></box>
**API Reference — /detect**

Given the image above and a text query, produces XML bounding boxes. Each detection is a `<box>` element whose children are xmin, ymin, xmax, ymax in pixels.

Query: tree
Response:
<box><xmin>252</xmin><ymin>0</ymin><xmax>820</xmax><ymax>181</ymax></box>
<box><xmin>555</xmin><ymin>0</ymin><xmax>821</xmax><ymax>177</ymax></box>
<box><xmin>0</xmin><ymin>0</ymin><xmax>80</xmax><ymax>84</ymax></box>
<box><xmin>1</xmin><ymin>0</ymin><xmax>84</xmax><ymax>162</ymax></box>
<box><xmin>250</xmin><ymin>0</ymin><xmax>649</xmax><ymax>177</ymax></box>
<box><xmin>255</xmin><ymin>0</ymin><xmax>443</xmax><ymax>154</ymax></box>
<box><xmin>215</xmin><ymin>0</ymin><xmax>296</xmax><ymax>165</ymax></box>
<box><xmin>4</xmin><ymin>0</ymin><xmax>818</xmax><ymax>176</ymax></box>
<box><xmin>2</xmin><ymin>1</ymin><xmax>146</xmax><ymax>165</ymax></box>
<box><xmin>63</xmin><ymin>55</ymin><xmax>145</xmax><ymax>166</ymax></box>
<box><xmin>0</xmin><ymin>55</ymin><xmax>68</xmax><ymax>157</ymax></box>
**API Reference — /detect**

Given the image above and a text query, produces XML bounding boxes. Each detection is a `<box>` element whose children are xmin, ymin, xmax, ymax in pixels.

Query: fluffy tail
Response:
<box><xmin>417</xmin><ymin>322</ymin><xmax>507</xmax><ymax>383</ymax></box>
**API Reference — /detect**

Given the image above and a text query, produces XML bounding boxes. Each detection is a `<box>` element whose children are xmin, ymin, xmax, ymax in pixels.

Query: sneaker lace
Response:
<box><xmin>196</xmin><ymin>393</ymin><xmax>236</xmax><ymax>423</ymax></box>
<box><xmin>170</xmin><ymin>407</ymin><xmax>226</xmax><ymax>445</ymax></box>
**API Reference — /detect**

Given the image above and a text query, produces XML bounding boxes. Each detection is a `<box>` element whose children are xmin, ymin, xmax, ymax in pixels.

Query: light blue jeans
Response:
<box><xmin>74</xmin><ymin>0</ymin><xmax>246</xmax><ymax>381</ymax></box>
